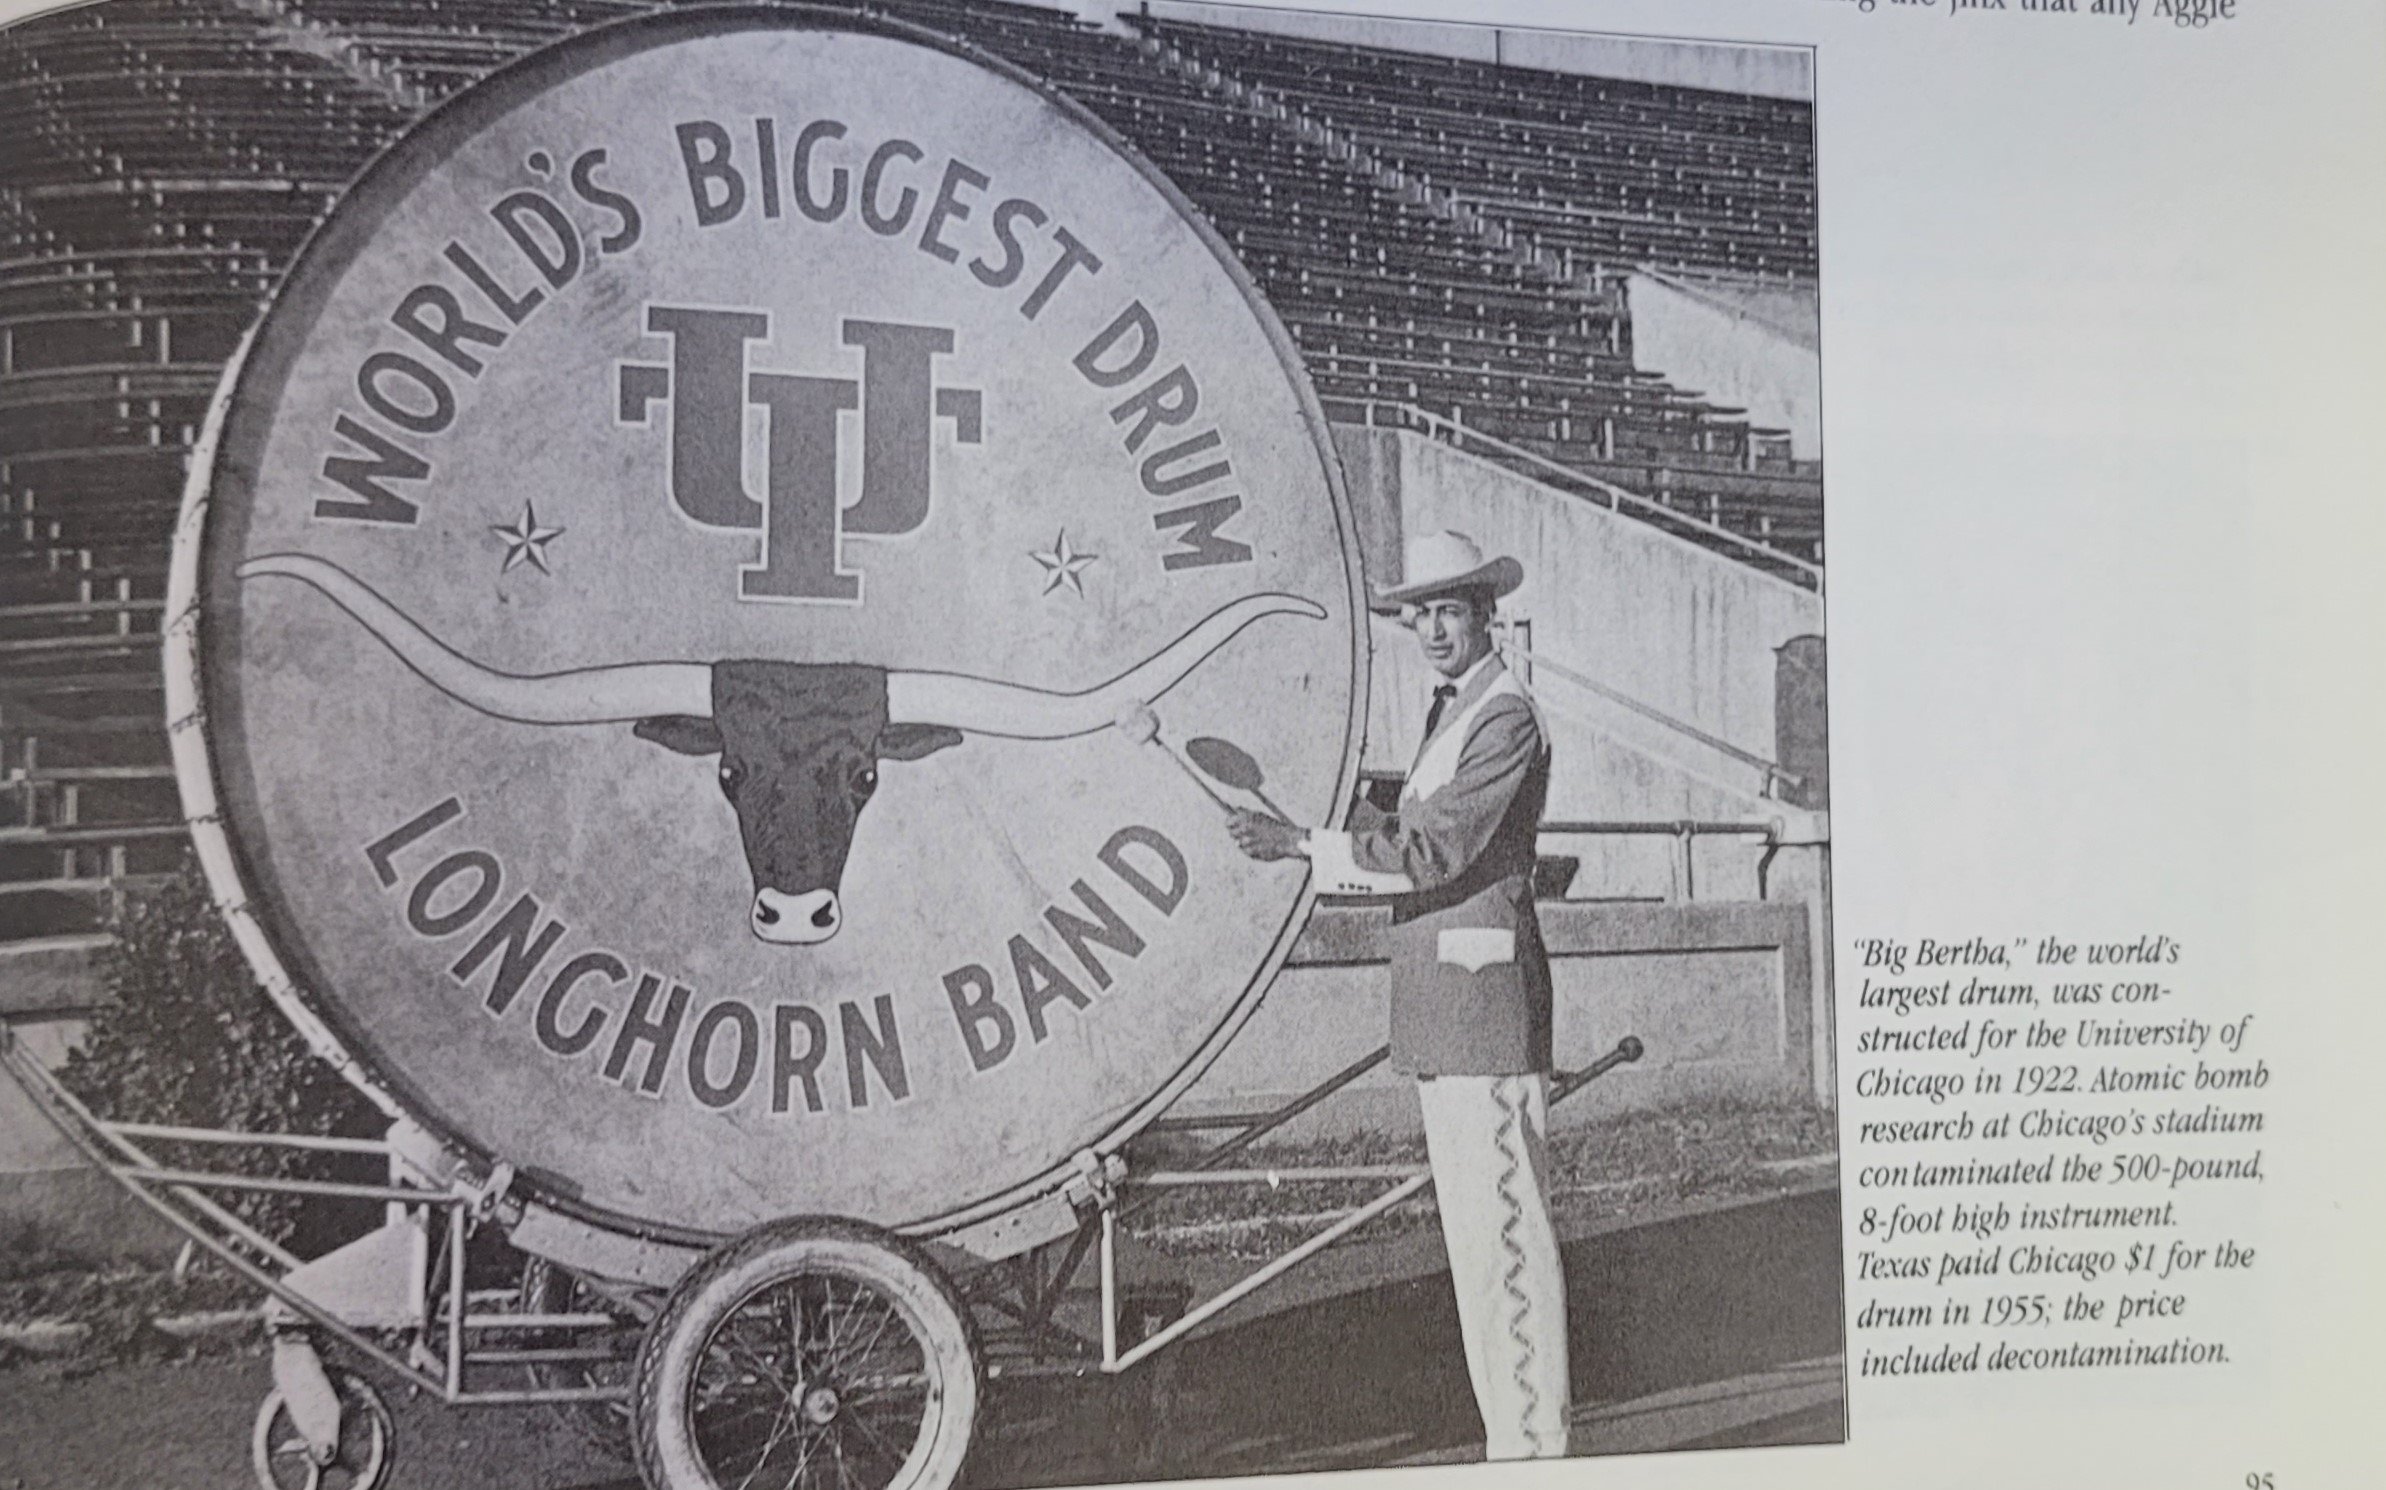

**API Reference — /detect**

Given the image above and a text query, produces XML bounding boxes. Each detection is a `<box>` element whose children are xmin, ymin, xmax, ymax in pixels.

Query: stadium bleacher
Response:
<box><xmin>0</xmin><ymin>0</ymin><xmax>1821</xmax><ymax>942</ymax></box>
<box><xmin>1138</xmin><ymin>18</ymin><xmax>1817</xmax><ymax>281</ymax></box>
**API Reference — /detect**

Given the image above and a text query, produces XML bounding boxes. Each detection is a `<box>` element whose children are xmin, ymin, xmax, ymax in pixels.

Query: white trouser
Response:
<box><xmin>1417</xmin><ymin>1071</ymin><xmax>1572</xmax><ymax>1460</ymax></box>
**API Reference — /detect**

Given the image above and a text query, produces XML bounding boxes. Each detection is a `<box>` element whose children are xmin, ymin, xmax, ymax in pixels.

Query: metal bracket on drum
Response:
<box><xmin>463</xmin><ymin>1160</ymin><xmax>518</xmax><ymax>1225</ymax></box>
<box><xmin>1062</xmin><ymin>1148</ymin><xmax>1127</xmax><ymax>1213</ymax></box>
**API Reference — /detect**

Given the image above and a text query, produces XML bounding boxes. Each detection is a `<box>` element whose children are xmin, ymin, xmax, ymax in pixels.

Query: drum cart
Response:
<box><xmin>1</xmin><ymin>1013</ymin><xmax>1640</xmax><ymax>1490</ymax></box>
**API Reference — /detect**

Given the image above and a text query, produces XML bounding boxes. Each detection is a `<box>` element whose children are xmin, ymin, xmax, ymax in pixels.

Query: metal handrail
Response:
<box><xmin>1628</xmin><ymin>261</ymin><xmax>1820</xmax><ymax>348</ymax></box>
<box><xmin>1539</xmin><ymin>819</ymin><xmax>1786</xmax><ymax>837</ymax></box>
<box><xmin>1507</xmin><ymin>640</ymin><xmax>1800</xmax><ymax>797</ymax></box>
<box><xmin>1537</xmin><ymin>819</ymin><xmax>1788</xmax><ymax>904</ymax></box>
<box><xmin>1352</xmin><ymin>399</ymin><xmax>1824</xmax><ymax>591</ymax></box>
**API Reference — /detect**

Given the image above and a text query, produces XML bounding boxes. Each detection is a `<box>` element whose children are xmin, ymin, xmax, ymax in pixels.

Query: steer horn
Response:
<box><xmin>238</xmin><ymin>554</ymin><xmax>712</xmax><ymax>722</ymax></box>
<box><xmin>886</xmin><ymin>593</ymin><xmax>1327</xmax><ymax>740</ymax></box>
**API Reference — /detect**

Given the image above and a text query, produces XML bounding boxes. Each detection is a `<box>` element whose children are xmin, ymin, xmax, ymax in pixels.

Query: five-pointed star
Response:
<box><xmin>491</xmin><ymin>502</ymin><xmax>565</xmax><ymax>574</ymax></box>
<box><xmin>1031</xmin><ymin>528</ymin><xmax>1100</xmax><ymax>597</ymax></box>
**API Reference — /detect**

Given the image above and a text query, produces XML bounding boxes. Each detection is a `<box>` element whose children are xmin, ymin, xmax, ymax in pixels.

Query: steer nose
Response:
<box><xmin>752</xmin><ymin>888</ymin><xmax>841</xmax><ymax>945</ymax></box>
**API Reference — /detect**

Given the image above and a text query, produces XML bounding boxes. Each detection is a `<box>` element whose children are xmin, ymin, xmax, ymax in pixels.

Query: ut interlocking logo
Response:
<box><xmin>616</xmin><ymin>305</ymin><xmax>985</xmax><ymax>602</ymax></box>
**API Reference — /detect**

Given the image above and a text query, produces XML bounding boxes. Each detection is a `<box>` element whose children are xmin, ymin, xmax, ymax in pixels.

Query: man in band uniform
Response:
<box><xmin>1229</xmin><ymin>529</ymin><xmax>1569</xmax><ymax>1460</ymax></box>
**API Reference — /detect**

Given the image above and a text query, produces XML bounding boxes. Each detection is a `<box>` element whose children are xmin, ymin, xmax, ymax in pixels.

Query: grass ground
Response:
<box><xmin>2</xmin><ymin>1101</ymin><xmax>1840</xmax><ymax>1368</ymax></box>
<box><xmin>0</xmin><ymin>1218</ymin><xmax>256</xmax><ymax>1374</ymax></box>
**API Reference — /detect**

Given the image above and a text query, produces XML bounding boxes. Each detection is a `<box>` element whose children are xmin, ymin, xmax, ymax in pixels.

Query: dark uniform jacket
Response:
<box><xmin>1309</xmin><ymin>655</ymin><xmax>1554</xmax><ymax>1075</ymax></box>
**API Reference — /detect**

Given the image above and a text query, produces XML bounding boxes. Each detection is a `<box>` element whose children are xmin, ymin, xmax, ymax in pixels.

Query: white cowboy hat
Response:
<box><xmin>1369</xmin><ymin>530</ymin><xmax>1525</xmax><ymax>612</ymax></box>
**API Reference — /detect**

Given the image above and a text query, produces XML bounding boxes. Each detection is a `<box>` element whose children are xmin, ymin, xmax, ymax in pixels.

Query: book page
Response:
<box><xmin>0</xmin><ymin>1</ymin><xmax>2376</xmax><ymax>1488</ymax></box>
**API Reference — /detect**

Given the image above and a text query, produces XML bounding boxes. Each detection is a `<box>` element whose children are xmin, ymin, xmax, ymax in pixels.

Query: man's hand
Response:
<box><xmin>1228</xmin><ymin>808</ymin><xmax>1305</xmax><ymax>861</ymax></box>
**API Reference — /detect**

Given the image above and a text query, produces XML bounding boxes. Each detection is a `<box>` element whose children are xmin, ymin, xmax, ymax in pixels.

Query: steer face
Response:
<box><xmin>634</xmin><ymin>661</ymin><xmax>963</xmax><ymax>944</ymax></box>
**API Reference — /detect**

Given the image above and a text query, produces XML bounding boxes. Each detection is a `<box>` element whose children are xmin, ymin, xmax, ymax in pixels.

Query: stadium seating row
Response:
<box><xmin>1139</xmin><ymin>18</ymin><xmax>1817</xmax><ymax>281</ymax></box>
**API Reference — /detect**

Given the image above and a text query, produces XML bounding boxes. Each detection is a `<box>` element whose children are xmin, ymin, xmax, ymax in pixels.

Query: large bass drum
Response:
<box><xmin>170</xmin><ymin>5</ymin><xmax>1366</xmax><ymax>1248</ymax></box>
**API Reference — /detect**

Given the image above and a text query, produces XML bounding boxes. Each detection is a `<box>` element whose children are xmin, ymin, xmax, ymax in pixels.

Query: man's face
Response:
<box><xmin>1409</xmin><ymin>594</ymin><xmax>1494</xmax><ymax>680</ymax></box>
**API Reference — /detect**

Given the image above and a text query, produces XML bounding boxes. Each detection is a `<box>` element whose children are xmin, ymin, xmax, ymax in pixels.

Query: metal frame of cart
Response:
<box><xmin>0</xmin><ymin>1011</ymin><xmax>1639</xmax><ymax>1490</ymax></box>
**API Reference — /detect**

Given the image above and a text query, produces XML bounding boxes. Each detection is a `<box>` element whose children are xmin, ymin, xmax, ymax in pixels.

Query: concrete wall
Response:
<box><xmin>0</xmin><ymin>938</ymin><xmax>108</xmax><ymax>1190</ymax></box>
<box><xmin>0</xmin><ymin>937</ymin><xmax>178</xmax><ymax>1259</ymax></box>
<box><xmin>1134</xmin><ymin>3</ymin><xmax>1815</xmax><ymax>102</ymax></box>
<box><xmin>1180</xmin><ymin>899</ymin><xmax>1815</xmax><ymax>1138</ymax></box>
<box><xmin>0</xmin><ymin>1018</ymin><xmax>85</xmax><ymax>1181</ymax></box>
<box><xmin>1626</xmin><ymin>273</ymin><xmax>1823</xmax><ymax>460</ymax></box>
<box><xmin>0</xmin><ymin>1020</ymin><xmax>176</xmax><ymax>1261</ymax></box>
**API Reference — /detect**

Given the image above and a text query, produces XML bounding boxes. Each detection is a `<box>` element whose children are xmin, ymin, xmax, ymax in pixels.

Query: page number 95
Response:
<box><xmin>2246</xmin><ymin>1474</ymin><xmax>2274</xmax><ymax>1490</ymax></box>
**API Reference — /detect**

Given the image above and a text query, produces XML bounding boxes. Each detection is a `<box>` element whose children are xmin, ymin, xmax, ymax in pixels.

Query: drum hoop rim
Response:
<box><xmin>170</xmin><ymin>2</ymin><xmax>1370</xmax><ymax>1248</ymax></box>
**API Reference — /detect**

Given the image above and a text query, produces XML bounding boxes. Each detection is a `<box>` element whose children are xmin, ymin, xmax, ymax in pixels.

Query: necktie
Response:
<box><xmin>1424</xmin><ymin>683</ymin><xmax>1458</xmax><ymax>740</ymax></box>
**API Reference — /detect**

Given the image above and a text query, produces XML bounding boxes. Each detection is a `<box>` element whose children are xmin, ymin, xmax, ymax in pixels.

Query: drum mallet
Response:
<box><xmin>1116</xmin><ymin>701</ymin><xmax>1234</xmax><ymax>814</ymax></box>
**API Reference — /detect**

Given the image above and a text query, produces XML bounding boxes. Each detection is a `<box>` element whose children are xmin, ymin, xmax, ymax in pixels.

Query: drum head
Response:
<box><xmin>183</xmin><ymin>7</ymin><xmax>1364</xmax><ymax>1239</ymax></box>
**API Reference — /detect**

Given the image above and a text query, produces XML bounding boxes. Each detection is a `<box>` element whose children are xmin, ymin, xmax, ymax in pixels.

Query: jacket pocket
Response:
<box><xmin>1436</xmin><ymin>927</ymin><xmax>1515</xmax><ymax>973</ymax></box>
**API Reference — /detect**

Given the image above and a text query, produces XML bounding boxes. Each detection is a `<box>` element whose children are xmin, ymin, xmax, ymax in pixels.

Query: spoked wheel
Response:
<box><xmin>632</xmin><ymin>1217</ymin><xmax>980</xmax><ymax>1490</ymax></box>
<box><xmin>250</xmin><ymin>1366</ymin><xmax>395</xmax><ymax>1490</ymax></box>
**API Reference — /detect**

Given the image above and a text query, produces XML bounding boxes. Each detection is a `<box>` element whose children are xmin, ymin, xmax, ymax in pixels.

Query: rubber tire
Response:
<box><xmin>631</xmin><ymin>1216</ymin><xmax>980</xmax><ymax>1490</ymax></box>
<box><xmin>250</xmin><ymin>1366</ymin><xmax>395</xmax><ymax>1490</ymax></box>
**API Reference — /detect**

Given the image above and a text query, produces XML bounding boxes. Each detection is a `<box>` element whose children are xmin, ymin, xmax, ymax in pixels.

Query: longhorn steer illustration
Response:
<box><xmin>239</xmin><ymin>554</ymin><xmax>1323</xmax><ymax>945</ymax></box>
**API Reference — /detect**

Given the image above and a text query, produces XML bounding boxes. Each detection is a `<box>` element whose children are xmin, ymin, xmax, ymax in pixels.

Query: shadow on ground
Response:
<box><xmin>968</xmin><ymin>1185</ymin><xmax>1846</xmax><ymax>1487</ymax></box>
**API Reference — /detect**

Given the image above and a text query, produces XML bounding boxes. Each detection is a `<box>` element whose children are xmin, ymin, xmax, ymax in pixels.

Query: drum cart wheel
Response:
<box><xmin>632</xmin><ymin>1217</ymin><xmax>982</xmax><ymax>1490</ymax></box>
<box><xmin>250</xmin><ymin>1364</ymin><xmax>395</xmax><ymax>1490</ymax></box>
